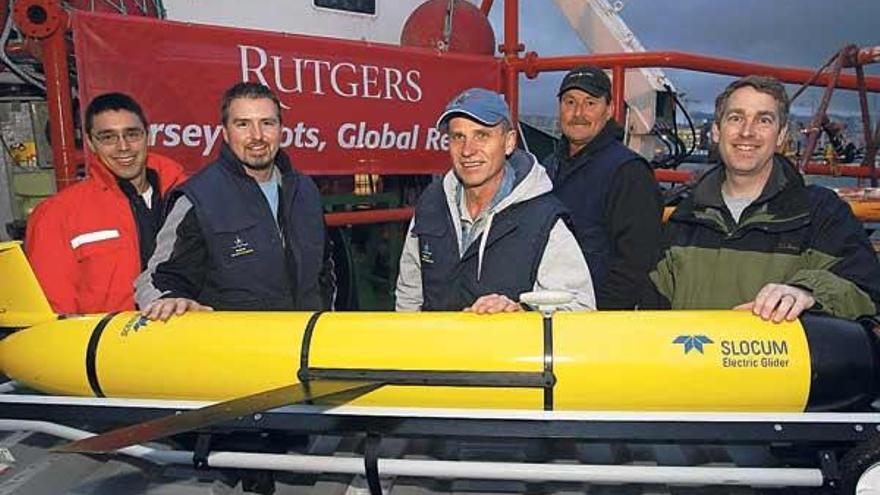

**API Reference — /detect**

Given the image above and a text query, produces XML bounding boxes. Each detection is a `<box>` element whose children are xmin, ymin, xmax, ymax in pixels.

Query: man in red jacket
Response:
<box><xmin>25</xmin><ymin>93</ymin><xmax>187</xmax><ymax>314</ymax></box>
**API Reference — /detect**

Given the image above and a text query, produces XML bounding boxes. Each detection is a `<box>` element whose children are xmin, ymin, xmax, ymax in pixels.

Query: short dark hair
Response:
<box><xmin>84</xmin><ymin>92</ymin><xmax>147</xmax><ymax>135</ymax></box>
<box><xmin>714</xmin><ymin>75</ymin><xmax>790</xmax><ymax>128</ymax></box>
<box><xmin>220</xmin><ymin>82</ymin><xmax>282</xmax><ymax>125</ymax></box>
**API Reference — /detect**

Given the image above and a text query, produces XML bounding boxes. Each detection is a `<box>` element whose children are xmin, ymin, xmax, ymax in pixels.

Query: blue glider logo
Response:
<box><xmin>120</xmin><ymin>314</ymin><xmax>150</xmax><ymax>337</ymax></box>
<box><xmin>673</xmin><ymin>335</ymin><xmax>713</xmax><ymax>354</ymax></box>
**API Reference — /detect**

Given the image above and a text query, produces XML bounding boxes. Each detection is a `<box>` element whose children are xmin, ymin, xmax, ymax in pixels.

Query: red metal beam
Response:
<box><xmin>802</xmin><ymin>163</ymin><xmax>880</xmax><ymax>178</ymax></box>
<box><xmin>41</xmin><ymin>31</ymin><xmax>78</xmax><ymax>190</ymax></box>
<box><xmin>13</xmin><ymin>0</ymin><xmax>78</xmax><ymax>190</ymax></box>
<box><xmin>653</xmin><ymin>163</ymin><xmax>880</xmax><ymax>184</ymax></box>
<box><xmin>511</xmin><ymin>51</ymin><xmax>880</xmax><ymax>93</ymax></box>
<box><xmin>500</xmin><ymin>0</ymin><xmax>522</xmax><ymax>125</ymax></box>
<box><xmin>611</xmin><ymin>65</ymin><xmax>625</xmax><ymax>124</ymax></box>
<box><xmin>479</xmin><ymin>0</ymin><xmax>494</xmax><ymax>17</ymax></box>
<box><xmin>324</xmin><ymin>207</ymin><xmax>414</xmax><ymax>227</ymax></box>
<box><xmin>654</xmin><ymin>163</ymin><xmax>880</xmax><ymax>185</ymax></box>
<box><xmin>654</xmin><ymin>169</ymin><xmax>692</xmax><ymax>183</ymax></box>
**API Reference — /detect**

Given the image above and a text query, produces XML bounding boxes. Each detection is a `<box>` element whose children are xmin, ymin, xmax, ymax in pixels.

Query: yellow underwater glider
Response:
<box><xmin>3</xmin><ymin>240</ymin><xmax>880</xmax><ymax>492</ymax></box>
<box><xmin>1</xmin><ymin>239</ymin><xmax>877</xmax><ymax>414</ymax></box>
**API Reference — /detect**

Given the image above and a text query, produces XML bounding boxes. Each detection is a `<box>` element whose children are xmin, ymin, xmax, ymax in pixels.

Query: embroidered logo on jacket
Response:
<box><xmin>420</xmin><ymin>243</ymin><xmax>434</xmax><ymax>265</ymax></box>
<box><xmin>230</xmin><ymin>235</ymin><xmax>255</xmax><ymax>258</ymax></box>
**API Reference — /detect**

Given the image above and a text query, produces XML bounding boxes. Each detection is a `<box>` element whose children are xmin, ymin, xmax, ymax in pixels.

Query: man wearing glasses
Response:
<box><xmin>25</xmin><ymin>92</ymin><xmax>186</xmax><ymax>314</ymax></box>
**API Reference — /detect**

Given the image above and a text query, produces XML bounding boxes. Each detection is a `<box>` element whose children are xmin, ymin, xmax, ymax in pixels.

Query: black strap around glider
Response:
<box><xmin>542</xmin><ymin>315</ymin><xmax>554</xmax><ymax>411</ymax></box>
<box><xmin>296</xmin><ymin>309</ymin><xmax>557</xmax><ymax>410</ymax></box>
<box><xmin>297</xmin><ymin>311</ymin><xmax>324</xmax><ymax>384</ymax></box>
<box><xmin>86</xmin><ymin>312</ymin><xmax>119</xmax><ymax>398</ymax></box>
<box><xmin>364</xmin><ymin>433</ymin><xmax>383</xmax><ymax>495</ymax></box>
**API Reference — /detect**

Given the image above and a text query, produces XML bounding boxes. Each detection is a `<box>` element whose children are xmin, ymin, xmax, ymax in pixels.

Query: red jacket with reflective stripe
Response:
<box><xmin>25</xmin><ymin>153</ymin><xmax>187</xmax><ymax>314</ymax></box>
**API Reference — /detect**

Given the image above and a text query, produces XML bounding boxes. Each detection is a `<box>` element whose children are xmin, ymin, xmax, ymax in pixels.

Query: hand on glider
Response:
<box><xmin>465</xmin><ymin>294</ymin><xmax>522</xmax><ymax>315</ymax></box>
<box><xmin>141</xmin><ymin>297</ymin><xmax>213</xmax><ymax>322</ymax></box>
<box><xmin>733</xmin><ymin>283</ymin><xmax>815</xmax><ymax>323</ymax></box>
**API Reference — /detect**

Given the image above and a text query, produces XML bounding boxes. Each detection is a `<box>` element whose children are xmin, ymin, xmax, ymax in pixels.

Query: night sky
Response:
<box><xmin>486</xmin><ymin>0</ymin><xmax>880</xmax><ymax>117</ymax></box>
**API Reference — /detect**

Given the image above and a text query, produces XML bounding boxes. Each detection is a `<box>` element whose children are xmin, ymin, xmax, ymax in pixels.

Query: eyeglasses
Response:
<box><xmin>91</xmin><ymin>128</ymin><xmax>146</xmax><ymax>146</ymax></box>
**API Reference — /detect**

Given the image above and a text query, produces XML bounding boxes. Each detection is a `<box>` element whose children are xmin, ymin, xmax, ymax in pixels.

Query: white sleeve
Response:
<box><xmin>533</xmin><ymin>219</ymin><xmax>596</xmax><ymax>311</ymax></box>
<box><xmin>394</xmin><ymin>219</ymin><xmax>424</xmax><ymax>311</ymax></box>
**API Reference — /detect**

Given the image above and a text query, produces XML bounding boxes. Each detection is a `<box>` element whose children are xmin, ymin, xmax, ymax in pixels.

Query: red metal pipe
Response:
<box><xmin>652</xmin><ymin>163</ymin><xmax>879</xmax><ymax>184</ymax></box>
<box><xmin>479</xmin><ymin>0</ymin><xmax>494</xmax><ymax>17</ymax></box>
<box><xmin>501</xmin><ymin>0</ymin><xmax>519</xmax><ymax>58</ymax></box>
<box><xmin>40</xmin><ymin>23</ymin><xmax>77</xmax><ymax>190</ymax></box>
<box><xmin>324</xmin><ymin>207</ymin><xmax>414</xmax><ymax>227</ymax></box>
<box><xmin>802</xmin><ymin>163</ymin><xmax>880</xmax><ymax>179</ymax></box>
<box><xmin>506</xmin><ymin>64</ymin><xmax>519</xmax><ymax>125</ymax></box>
<box><xmin>654</xmin><ymin>169</ymin><xmax>693</xmax><ymax>183</ymax></box>
<box><xmin>511</xmin><ymin>51</ymin><xmax>880</xmax><ymax>93</ymax></box>
<box><xmin>501</xmin><ymin>0</ymin><xmax>521</xmax><ymax>124</ymax></box>
<box><xmin>612</xmin><ymin>65</ymin><xmax>625</xmax><ymax>125</ymax></box>
<box><xmin>14</xmin><ymin>0</ymin><xmax>77</xmax><ymax>190</ymax></box>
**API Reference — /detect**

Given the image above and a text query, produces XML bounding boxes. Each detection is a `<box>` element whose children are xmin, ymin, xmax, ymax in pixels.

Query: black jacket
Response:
<box><xmin>543</xmin><ymin>120</ymin><xmax>662</xmax><ymax>309</ymax></box>
<box><xmin>135</xmin><ymin>144</ymin><xmax>328</xmax><ymax>311</ymax></box>
<box><xmin>413</xmin><ymin>152</ymin><xmax>568</xmax><ymax>310</ymax></box>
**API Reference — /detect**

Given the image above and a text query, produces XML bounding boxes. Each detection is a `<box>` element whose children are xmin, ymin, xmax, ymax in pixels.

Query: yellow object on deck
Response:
<box><xmin>0</xmin><ymin>241</ymin><xmax>56</xmax><ymax>327</ymax></box>
<box><xmin>0</xmin><ymin>308</ymin><xmax>829</xmax><ymax>412</ymax></box>
<box><xmin>0</xmin><ymin>242</ymin><xmax>873</xmax><ymax>413</ymax></box>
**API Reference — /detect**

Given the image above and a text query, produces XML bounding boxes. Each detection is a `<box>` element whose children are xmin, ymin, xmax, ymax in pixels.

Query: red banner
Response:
<box><xmin>72</xmin><ymin>12</ymin><xmax>502</xmax><ymax>175</ymax></box>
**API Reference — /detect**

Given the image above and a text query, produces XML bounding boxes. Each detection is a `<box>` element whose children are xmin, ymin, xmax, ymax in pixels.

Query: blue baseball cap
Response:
<box><xmin>436</xmin><ymin>88</ymin><xmax>511</xmax><ymax>130</ymax></box>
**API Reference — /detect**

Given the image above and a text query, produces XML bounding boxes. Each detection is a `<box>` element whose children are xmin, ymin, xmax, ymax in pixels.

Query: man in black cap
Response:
<box><xmin>396</xmin><ymin>88</ymin><xmax>595</xmax><ymax>313</ymax></box>
<box><xmin>543</xmin><ymin>65</ymin><xmax>663</xmax><ymax>309</ymax></box>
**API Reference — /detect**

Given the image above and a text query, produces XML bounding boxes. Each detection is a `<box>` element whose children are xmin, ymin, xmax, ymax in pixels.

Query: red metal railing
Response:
<box><xmin>324</xmin><ymin>207</ymin><xmax>414</xmax><ymax>227</ymax></box>
<box><xmin>654</xmin><ymin>163</ymin><xmax>880</xmax><ymax>184</ymax></box>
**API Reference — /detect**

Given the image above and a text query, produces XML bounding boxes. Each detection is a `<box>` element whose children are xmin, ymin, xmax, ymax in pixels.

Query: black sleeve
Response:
<box><xmin>638</xmin><ymin>224</ymin><xmax>676</xmax><ymax>310</ymax></box>
<box><xmin>134</xmin><ymin>195</ymin><xmax>209</xmax><ymax>306</ymax></box>
<box><xmin>598</xmin><ymin>159</ymin><xmax>664</xmax><ymax>309</ymax></box>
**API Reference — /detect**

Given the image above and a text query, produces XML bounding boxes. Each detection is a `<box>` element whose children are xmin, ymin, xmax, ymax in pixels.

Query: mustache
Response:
<box><xmin>567</xmin><ymin>117</ymin><xmax>592</xmax><ymax>125</ymax></box>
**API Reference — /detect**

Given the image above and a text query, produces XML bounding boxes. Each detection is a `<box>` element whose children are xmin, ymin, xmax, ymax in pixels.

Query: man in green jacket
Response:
<box><xmin>644</xmin><ymin>75</ymin><xmax>880</xmax><ymax>322</ymax></box>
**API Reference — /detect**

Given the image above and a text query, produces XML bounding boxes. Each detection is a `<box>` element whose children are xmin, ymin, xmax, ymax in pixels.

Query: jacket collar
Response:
<box><xmin>549</xmin><ymin>119</ymin><xmax>624</xmax><ymax>181</ymax></box>
<box><xmin>86</xmin><ymin>151</ymin><xmax>167</xmax><ymax>193</ymax></box>
<box><xmin>676</xmin><ymin>154</ymin><xmax>811</xmax><ymax>231</ymax></box>
<box><xmin>691</xmin><ymin>154</ymin><xmax>803</xmax><ymax>210</ymax></box>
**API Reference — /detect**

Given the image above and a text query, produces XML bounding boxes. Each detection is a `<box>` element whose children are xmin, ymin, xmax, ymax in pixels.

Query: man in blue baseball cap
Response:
<box><xmin>395</xmin><ymin>88</ymin><xmax>595</xmax><ymax>313</ymax></box>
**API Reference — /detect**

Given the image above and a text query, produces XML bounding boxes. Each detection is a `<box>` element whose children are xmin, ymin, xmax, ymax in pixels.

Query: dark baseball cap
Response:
<box><xmin>557</xmin><ymin>66</ymin><xmax>612</xmax><ymax>99</ymax></box>
<box><xmin>436</xmin><ymin>88</ymin><xmax>511</xmax><ymax>130</ymax></box>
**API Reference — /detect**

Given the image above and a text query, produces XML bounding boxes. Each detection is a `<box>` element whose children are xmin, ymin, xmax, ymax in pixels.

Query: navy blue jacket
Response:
<box><xmin>136</xmin><ymin>144</ymin><xmax>326</xmax><ymax>311</ymax></box>
<box><xmin>544</xmin><ymin>121</ymin><xmax>662</xmax><ymax>309</ymax></box>
<box><xmin>413</xmin><ymin>156</ymin><xmax>568</xmax><ymax>311</ymax></box>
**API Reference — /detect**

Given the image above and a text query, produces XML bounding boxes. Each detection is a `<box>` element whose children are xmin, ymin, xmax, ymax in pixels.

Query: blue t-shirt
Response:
<box><xmin>258</xmin><ymin>169</ymin><xmax>280</xmax><ymax>224</ymax></box>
